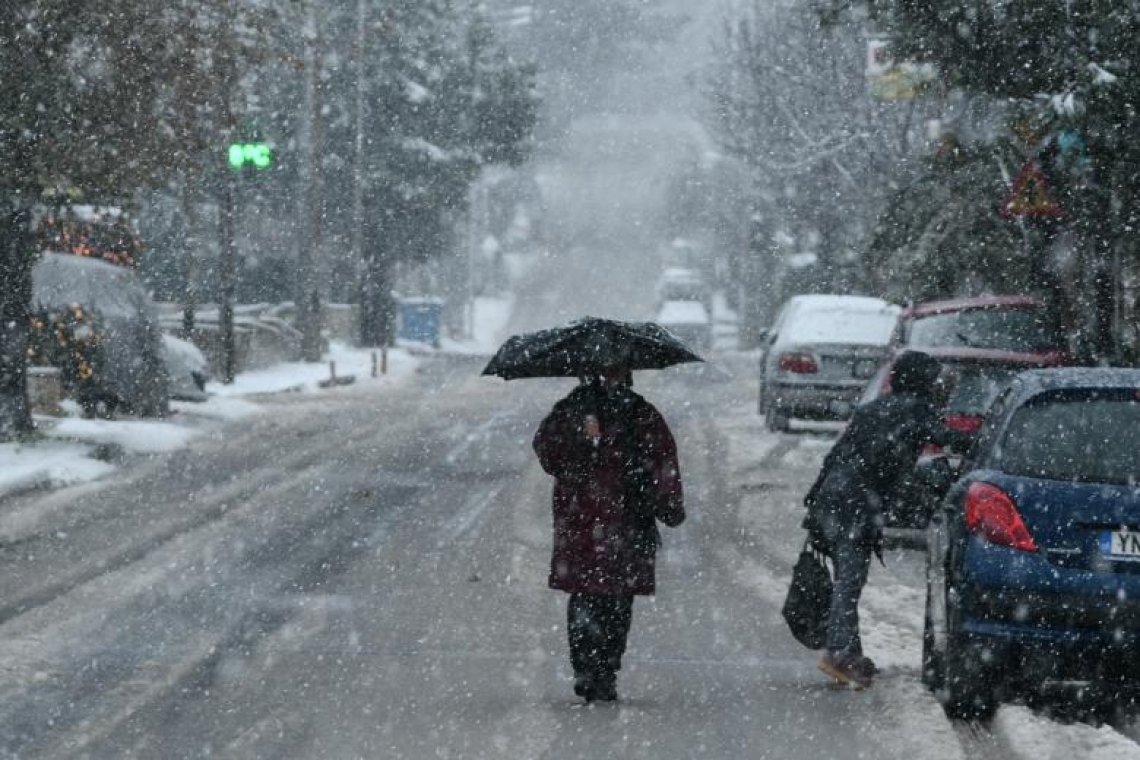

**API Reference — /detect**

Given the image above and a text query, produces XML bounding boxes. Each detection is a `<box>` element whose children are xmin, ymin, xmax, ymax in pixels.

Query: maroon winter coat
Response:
<box><xmin>533</xmin><ymin>384</ymin><xmax>685</xmax><ymax>595</ymax></box>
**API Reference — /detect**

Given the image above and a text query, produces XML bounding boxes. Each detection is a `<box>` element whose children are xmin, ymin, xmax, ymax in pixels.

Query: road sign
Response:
<box><xmin>1001</xmin><ymin>162</ymin><xmax>1063</xmax><ymax>219</ymax></box>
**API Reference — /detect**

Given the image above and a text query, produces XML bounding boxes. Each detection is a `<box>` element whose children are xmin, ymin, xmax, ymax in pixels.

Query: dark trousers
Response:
<box><xmin>567</xmin><ymin>593</ymin><xmax>634</xmax><ymax>679</ymax></box>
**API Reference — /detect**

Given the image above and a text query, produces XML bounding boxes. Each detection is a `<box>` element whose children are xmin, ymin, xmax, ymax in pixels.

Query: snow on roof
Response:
<box><xmin>656</xmin><ymin>300</ymin><xmax>710</xmax><ymax>325</ymax></box>
<box><xmin>904</xmin><ymin>295</ymin><xmax>1042</xmax><ymax>317</ymax></box>
<box><xmin>782</xmin><ymin>295</ymin><xmax>899</xmax><ymax>345</ymax></box>
<box><xmin>787</xmin><ymin>294</ymin><xmax>897</xmax><ymax>312</ymax></box>
<box><xmin>658</xmin><ymin>267</ymin><xmax>702</xmax><ymax>282</ymax></box>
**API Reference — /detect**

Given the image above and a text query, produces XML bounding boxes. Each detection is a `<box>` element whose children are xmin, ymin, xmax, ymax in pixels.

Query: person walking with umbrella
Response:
<box><xmin>532</xmin><ymin>364</ymin><xmax>685</xmax><ymax>702</ymax></box>
<box><xmin>484</xmin><ymin>317</ymin><xmax>700</xmax><ymax>702</ymax></box>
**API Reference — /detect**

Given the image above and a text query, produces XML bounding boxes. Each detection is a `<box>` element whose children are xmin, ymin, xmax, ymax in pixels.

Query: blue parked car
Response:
<box><xmin>923</xmin><ymin>368</ymin><xmax>1140</xmax><ymax>719</ymax></box>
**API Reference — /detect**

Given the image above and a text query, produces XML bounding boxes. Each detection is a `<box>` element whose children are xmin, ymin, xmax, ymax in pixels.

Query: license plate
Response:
<box><xmin>1100</xmin><ymin>529</ymin><xmax>1140</xmax><ymax>561</ymax></box>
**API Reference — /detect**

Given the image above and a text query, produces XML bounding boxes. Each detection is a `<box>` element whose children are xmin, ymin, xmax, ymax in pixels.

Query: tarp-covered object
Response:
<box><xmin>482</xmin><ymin>316</ymin><xmax>704</xmax><ymax>380</ymax></box>
<box><xmin>33</xmin><ymin>253</ymin><xmax>169</xmax><ymax>416</ymax></box>
<box><xmin>163</xmin><ymin>334</ymin><xmax>210</xmax><ymax>402</ymax></box>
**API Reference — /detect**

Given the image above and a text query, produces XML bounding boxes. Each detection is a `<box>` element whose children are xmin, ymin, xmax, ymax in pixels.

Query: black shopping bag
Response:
<box><xmin>781</xmin><ymin>539</ymin><xmax>833</xmax><ymax>650</ymax></box>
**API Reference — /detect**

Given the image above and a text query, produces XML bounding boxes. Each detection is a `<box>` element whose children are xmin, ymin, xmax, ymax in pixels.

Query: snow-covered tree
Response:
<box><xmin>706</xmin><ymin>0</ymin><xmax>936</xmax><ymax>337</ymax></box>
<box><xmin>354</xmin><ymin>1</ymin><xmax>538</xmax><ymax>346</ymax></box>
<box><xmin>846</xmin><ymin>0</ymin><xmax>1140</xmax><ymax>358</ymax></box>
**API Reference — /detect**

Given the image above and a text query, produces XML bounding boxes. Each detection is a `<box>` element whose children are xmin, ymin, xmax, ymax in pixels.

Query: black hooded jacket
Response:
<box><xmin>803</xmin><ymin>352</ymin><xmax>971</xmax><ymax>544</ymax></box>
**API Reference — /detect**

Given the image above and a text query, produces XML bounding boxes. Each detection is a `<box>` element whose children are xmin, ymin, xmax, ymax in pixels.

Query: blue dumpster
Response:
<box><xmin>397</xmin><ymin>297</ymin><xmax>444</xmax><ymax>348</ymax></box>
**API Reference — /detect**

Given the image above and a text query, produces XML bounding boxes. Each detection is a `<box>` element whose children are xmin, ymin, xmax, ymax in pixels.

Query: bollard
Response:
<box><xmin>371</xmin><ymin>351</ymin><xmax>378</xmax><ymax>378</ymax></box>
<box><xmin>381</xmin><ymin>347</ymin><xmax>388</xmax><ymax>375</ymax></box>
<box><xmin>329</xmin><ymin>361</ymin><xmax>336</xmax><ymax>382</ymax></box>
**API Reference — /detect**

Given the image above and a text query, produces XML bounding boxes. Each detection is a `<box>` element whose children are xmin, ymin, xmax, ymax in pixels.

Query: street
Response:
<box><xmin>3</xmin><ymin>5</ymin><xmax>1139</xmax><ymax>753</ymax></box>
<box><xmin>7</xmin><ymin>349</ymin><xmax>1136</xmax><ymax>758</ymax></box>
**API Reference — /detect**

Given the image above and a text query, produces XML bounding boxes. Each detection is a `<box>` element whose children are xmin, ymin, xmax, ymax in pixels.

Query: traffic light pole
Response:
<box><xmin>219</xmin><ymin>166</ymin><xmax>238</xmax><ymax>384</ymax></box>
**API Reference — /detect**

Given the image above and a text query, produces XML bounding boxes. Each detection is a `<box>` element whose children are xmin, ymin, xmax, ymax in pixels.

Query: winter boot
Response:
<box><xmin>818</xmin><ymin>651</ymin><xmax>873</xmax><ymax>690</ymax></box>
<box><xmin>592</xmin><ymin>670</ymin><xmax>617</xmax><ymax>702</ymax></box>
<box><xmin>573</xmin><ymin>672</ymin><xmax>596</xmax><ymax>701</ymax></box>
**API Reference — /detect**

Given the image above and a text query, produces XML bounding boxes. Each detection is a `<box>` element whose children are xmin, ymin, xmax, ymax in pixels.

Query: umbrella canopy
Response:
<box><xmin>482</xmin><ymin>316</ymin><xmax>704</xmax><ymax>380</ymax></box>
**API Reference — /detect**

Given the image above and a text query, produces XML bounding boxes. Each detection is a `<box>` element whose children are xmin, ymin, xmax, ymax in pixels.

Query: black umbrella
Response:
<box><xmin>482</xmin><ymin>316</ymin><xmax>704</xmax><ymax>380</ymax></box>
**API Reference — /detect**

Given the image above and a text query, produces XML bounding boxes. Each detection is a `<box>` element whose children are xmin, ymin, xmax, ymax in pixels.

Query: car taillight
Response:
<box><xmin>778</xmin><ymin>352</ymin><xmax>818</xmax><ymax>374</ymax></box>
<box><xmin>944</xmin><ymin>414</ymin><xmax>983</xmax><ymax>435</ymax></box>
<box><xmin>964</xmin><ymin>482</ymin><xmax>1037</xmax><ymax>552</ymax></box>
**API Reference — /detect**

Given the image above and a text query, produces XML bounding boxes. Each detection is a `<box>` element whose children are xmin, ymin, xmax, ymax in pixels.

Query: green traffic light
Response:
<box><xmin>249</xmin><ymin>144</ymin><xmax>272</xmax><ymax>169</ymax></box>
<box><xmin>227</xmin><ymin>142</ymin><xmax>274</xmax><ymax>170</ymax></box>
<box><xmin>228</xmin><ymin>144</ymin><xmax>246</xmax><ymax>169</ymax></box>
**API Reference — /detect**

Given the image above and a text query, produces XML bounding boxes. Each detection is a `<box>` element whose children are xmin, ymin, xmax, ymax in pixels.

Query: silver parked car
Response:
<box><xmin>758</xmin><ymin>294</ymin><xmax>900</xmax><ymax>431</ymax></box>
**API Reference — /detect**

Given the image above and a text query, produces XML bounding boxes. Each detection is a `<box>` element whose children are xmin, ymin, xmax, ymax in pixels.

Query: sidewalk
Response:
<box><xmin>0</xmin><ymin>342</ymin><xmax>420</xmax><ymax>501</ymax></box>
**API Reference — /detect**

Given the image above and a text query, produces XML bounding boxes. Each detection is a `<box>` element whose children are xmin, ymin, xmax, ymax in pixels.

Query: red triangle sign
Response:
<box><xmin>1001</xmin><ymin>162</ymin><xmax>1063</xmax><ymax>219</ymax></box>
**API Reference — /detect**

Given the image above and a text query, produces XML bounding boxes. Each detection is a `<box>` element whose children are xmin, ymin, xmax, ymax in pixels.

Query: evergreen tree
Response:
<box><xmin>0</xmin><ymin>2</ymin><xmax>172</xmax><ymax>438</ymax></box>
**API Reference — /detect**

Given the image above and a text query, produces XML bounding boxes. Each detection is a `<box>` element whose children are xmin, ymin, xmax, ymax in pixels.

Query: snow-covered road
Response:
<box><xmin>1</xmin><ymin>352</ymin><xmax>1136</xmax><ymax>757</ymax></box>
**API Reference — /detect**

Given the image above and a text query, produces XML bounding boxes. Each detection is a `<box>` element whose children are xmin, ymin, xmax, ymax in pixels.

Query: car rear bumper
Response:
<box><xmin>769</xmin><ymin>382</ymin><xmax>865</xmax><ymax>418</ymax></box>
<box><xmin>959</xmin><ymin>619</ymin><xmax>1140</xmax><ymax>682</ymax></box>
<box><xmin>958</xmin><ymin>555</ymin><xmax>1140</xmax><ymax>678</ymax></box>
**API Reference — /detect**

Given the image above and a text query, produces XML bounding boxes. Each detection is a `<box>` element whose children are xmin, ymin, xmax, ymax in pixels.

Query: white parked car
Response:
<box><xmin>656</xmin><ymin>299</ymin><xmax>712</xmax><ymax>351</ymax></box>
<box><xmin>654</xmin><ymin>267</ymin><xmax>709</xmax><ymax>305</ymax></box>
<box><xmin>758</xmin><ymin>294</ymin><xmax>900</xmax><ymax>431</ymax></box>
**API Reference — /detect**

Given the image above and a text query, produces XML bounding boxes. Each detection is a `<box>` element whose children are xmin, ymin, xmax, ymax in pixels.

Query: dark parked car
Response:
<box><xmin>861</xmin><ymin>347</ymin><xmax>1069</xmax><ymax>529</ymax></box>
<box><xmin>892</xmin><ymin>295</ymin><xmax>1071</xmax><ymax>363</ymax></box>
<box><xmin>758</xmin><ymin>294</ymin><xmax>900</xmax><ymax>431</ymax></box>
<box><xmin>922</xmin><ymin>368</ymin><xmax>1140</xmax><ymax>719</ymax></box>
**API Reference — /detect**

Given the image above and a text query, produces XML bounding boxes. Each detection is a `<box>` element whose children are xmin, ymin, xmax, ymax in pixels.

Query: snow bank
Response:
<box><xmin>47</xmin><ymin>417</ymin><xmax>198</xmax><ymax>454</ymax></box>
<box><xmin>171</xmin><ymin>396</ymin><xmax>261</xmax><ymax>421</ymax></box>
<box><xmin>207</xmin><ymin>342</ymin><xmax>417</xmax><ymax>396</ymax></box>
<box><xmin>995</xmin><ymin>706</ymin><xmax>1140</xmax><ymax>760</ymax></box>
<box><xmin>0</xmin><ymin>441</ymin><xmax>115</xmax><ymax>496</ymax></box>
<box><xmin>3</xmin><ymin>341</ymin><xmax>421</xmax><ymax>501</ymax></box>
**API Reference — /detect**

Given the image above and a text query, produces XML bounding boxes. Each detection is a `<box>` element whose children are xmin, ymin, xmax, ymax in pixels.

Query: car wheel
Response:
<box><xmin>941</xmin><ymin>634</ymin><xmax>998</xmax><ymax>721</ymax></box>
<box><xmin>937</xmin><ymin>579</ymin><xmax>999</xmax><ymax>720</ymax></box>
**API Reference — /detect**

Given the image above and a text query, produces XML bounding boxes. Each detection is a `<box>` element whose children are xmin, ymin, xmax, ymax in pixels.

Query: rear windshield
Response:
<box><xmin>906</xmin><ymin>308</ymin><xmax>1062</xmax><ymax>353</ymax></box>
<box><xmin>783</xmin><ymin>307</ymin><xmax>897</xmax><ymax>346</ymax></box>
<box><xmin>999</xmin><ymin>391</ymin><xmax>1140</xmax><ymax>485</ymax></box>
<box><xmin>942</xmin><ymin>363</ymin><xmax>1022</xmax><ymax>416</ymax></box>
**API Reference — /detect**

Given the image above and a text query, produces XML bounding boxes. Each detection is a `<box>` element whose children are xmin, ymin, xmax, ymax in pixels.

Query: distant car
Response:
<box><xmin>758</xmin><ymin>294</ymin><xmax>900</xmax><ymax>431</ymax></box>
<box><xmin>32</xmin><ymin>252</ymin><xmax>169</xmax><ymax>417</ymax></box>
<box><xmin>861</xmin><ymin>347</ymin><xmax>1069</xmax><ymax>529</ymax></box>
<box><xmin>923</xmin><ymin>368</ymin><xmax>1140</xmax><ymax>719</ymax></box>
<box><xmin>163</xmin><ymin>334</ymin><xmax>211</xmax><ymax>402</ymax></box>
<box><xmin>656</xmin><ymin>300</ymin><xmax>712</xmax><ymax>351</ymax></box>
<box><xmin>655</xmin><ymin>267</ymin><xmax>709</xmax><ymax>304</ymax></box>
<box><xmin>893</xmin><ymin>295</ymin><xmax>1071</xmax><ymax>363</ymax></box>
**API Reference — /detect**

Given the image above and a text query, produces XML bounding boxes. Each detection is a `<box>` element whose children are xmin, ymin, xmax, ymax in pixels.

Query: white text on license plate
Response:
<box><xmin>1101</xmin><ymin>529</ymin><xmax>1140</xmax><ymax>561</ymax></box>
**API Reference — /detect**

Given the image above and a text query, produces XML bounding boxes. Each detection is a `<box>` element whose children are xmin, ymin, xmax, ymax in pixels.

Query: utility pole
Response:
<box><xmin>351</xmin><ymin>0</ymin><xmax>367</xmax><ymax>337</ymax></box>
<box><xmin>296</xmin><ymin>2</ymin><xmax>325</xmax><ymax>362</ymax></box>
<box><xmin>218</xmin><ymin>44</ymin><xmax>239</xmax><ymax>384</ymax></box>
